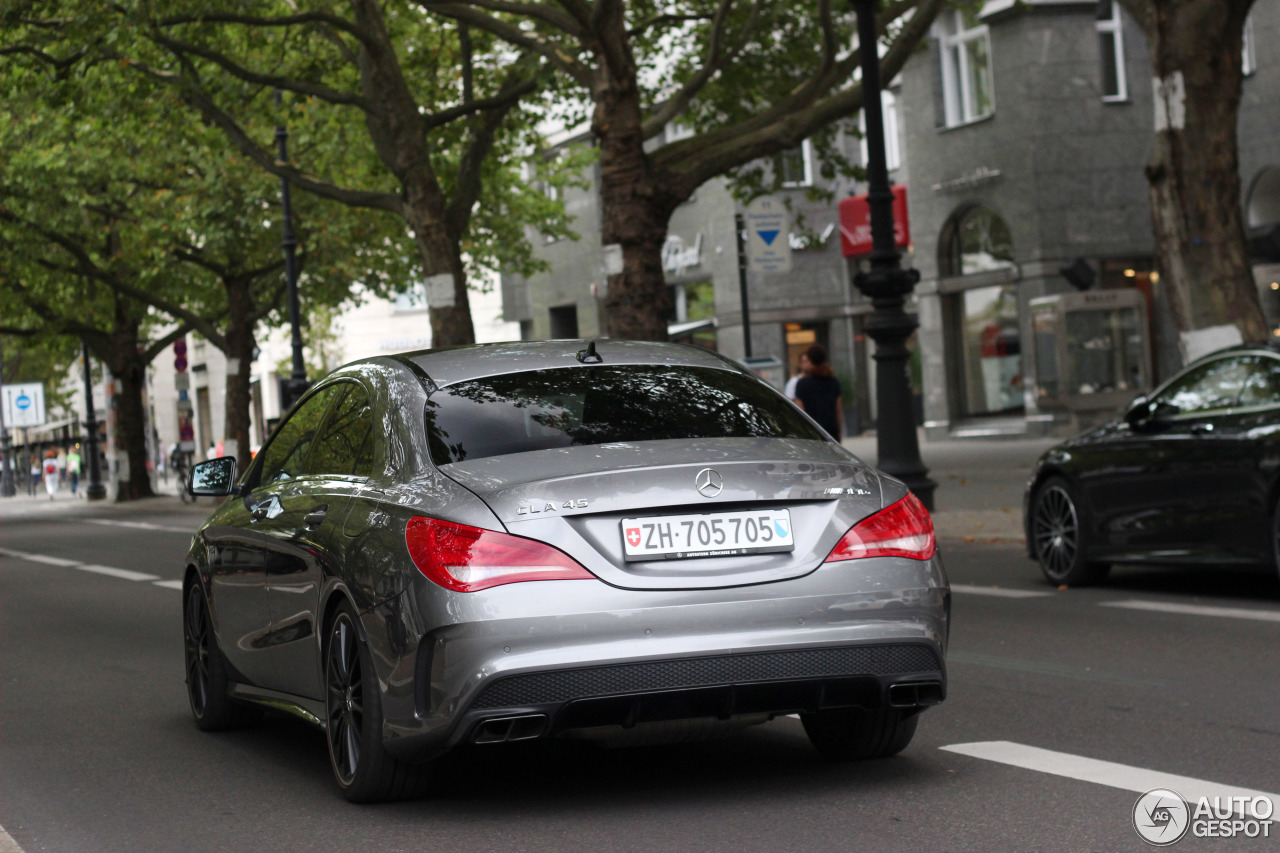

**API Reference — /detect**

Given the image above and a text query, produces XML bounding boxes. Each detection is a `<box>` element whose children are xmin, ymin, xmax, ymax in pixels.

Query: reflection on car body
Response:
<box><xmin>183</xmin><ymin>340</ymin><xmax>949</xmax><ymax>802</ymax></box>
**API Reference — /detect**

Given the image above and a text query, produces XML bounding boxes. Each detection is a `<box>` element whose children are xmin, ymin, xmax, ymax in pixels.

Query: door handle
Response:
<box><xmin>304</xmin><ymin>505</ymin><xmax>329</xmax><ymax>529</ymax></box>
<box><xmin>1189</xmin><ymin>423</ymin><xmax>1214</xmax><ymax>434</ymax></box>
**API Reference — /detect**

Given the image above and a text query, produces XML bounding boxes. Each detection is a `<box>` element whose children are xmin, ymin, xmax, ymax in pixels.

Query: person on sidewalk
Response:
<box><xmin>67</xmin><ymin>446</ymin><xmax>81</xmax><ymax>497</ymax></box>
<box><xmin>793</xmin><ymin>344</ymin><xmax>844</xmax><ymax>440</ymax></box>
<box><xmin>42</xmin><ymin>449</ymin><xmax>60</xmax><ymax>501</ymax></box>
<box><xmin>785</xmin><ymin>352</ymin><xmax>811</xmax><ymax>403</ymax></box>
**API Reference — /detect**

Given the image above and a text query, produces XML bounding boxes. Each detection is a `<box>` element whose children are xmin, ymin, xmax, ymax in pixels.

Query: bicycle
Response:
<box><xmin>172</xmin><ymin>452</ymin><xmax>196</xmax><ymax>504</ymax></box>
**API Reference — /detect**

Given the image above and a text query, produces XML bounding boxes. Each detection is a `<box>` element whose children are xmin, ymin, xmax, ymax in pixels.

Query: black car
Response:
<box><xmin>1025</xmin><ymin>342</ymin><xmax>1280</xmax><ymax>585</ymax></box>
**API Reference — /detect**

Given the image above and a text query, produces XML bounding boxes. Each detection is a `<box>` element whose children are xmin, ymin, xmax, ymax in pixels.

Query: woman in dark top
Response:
<box><xmin>793</xmin><ymin>344</ymin><xmax>843</xmax><ymax>439</ymax></box>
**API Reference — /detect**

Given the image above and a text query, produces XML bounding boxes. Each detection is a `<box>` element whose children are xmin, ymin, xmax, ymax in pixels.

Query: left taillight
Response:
<box><xmin>824</xmin><ymin>492</ymin><xmax>937</xmax><ymax>562</ymax></box>
<box><xmin>405</xmin><ymin>516</ymin><xmax>598</xmax><ymax>592</ymax></box>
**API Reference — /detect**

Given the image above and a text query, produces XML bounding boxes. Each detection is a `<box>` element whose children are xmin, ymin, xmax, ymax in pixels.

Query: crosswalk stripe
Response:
<box><xmin>950</xmin><ymin>584</ymin><xmax>1052</xmax><ymax>598</ymax></box>
<box><xmin>152</xmin><ymin>580</ymin><xmax>185</xmax><ymax>590</ymax></box>
<box><xmin>941</xmin><ymin>741</ymin><xmax>1280</xmax><ymax>813</ymax></box>
<box><xmin>0</xmin><ymin>547</ymin><xmax>81</xmax><ymax>567</ymax></box>
<box><xmin>1101</xmin><ymin>599</ymin><xmax>1280</xmax><ymax>623</ymax></box>
<box><xmin>76</xmin><ymin>565</ymin><xmax>161</xmax><ymax>583</ymax></box>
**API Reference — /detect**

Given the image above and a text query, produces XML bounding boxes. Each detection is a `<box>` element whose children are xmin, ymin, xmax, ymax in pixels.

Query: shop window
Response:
<box><xmin>1096</xmin><ymin>1</ymin><xmax>1128</xmax><ymax>101</ymax></box>
<box><xmin>937</xmin><ymin>8</ymin><xmax>994</xmax><ymax>127</ymax></box>
<box><xmin>940</xmin><ymin>205</ymin><xmax>1015</xmax><ymax>277</ymax></box>
<box><xmin>955</xmin><ymin>284</ymin><xmax>1022</xmax><ymax>416</ymax></box>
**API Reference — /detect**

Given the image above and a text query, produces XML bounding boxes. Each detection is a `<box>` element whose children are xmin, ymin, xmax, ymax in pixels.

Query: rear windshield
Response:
<box><xmin>425</xmin><ymin>365</ymin><xmax>825</xmax><ymax>465</ymax></box>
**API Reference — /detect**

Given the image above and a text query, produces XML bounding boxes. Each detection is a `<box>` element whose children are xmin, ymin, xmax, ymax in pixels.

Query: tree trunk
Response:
<box><xmin>1127</xmin><ymin>0</ymin><xmax>1265</xmax><ymax>348</ymax></box>
<box><xmin>406</xmin><ymin>197</ymin><xmax>476</xmax><ymax>347</ymax></box>
<box><xmin>223</xmin><ymin>277</ymin><xmax>256</xmax><ymax>472</ymax></box>
<box><xmin>591</xmin><ymin>19</ymin><xmax>675</xmax><ymax>341</ymax></box>
<box><xmin>99</xmin><ymin>304</ymin><xmax>156</xmax><ymax>502</ymax></box>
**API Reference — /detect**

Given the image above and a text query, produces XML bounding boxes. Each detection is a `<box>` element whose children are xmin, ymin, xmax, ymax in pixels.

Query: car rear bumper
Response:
<box><xmin>369</xmin><ymin>555</ymin><xmax>949</xmax><ymax>762</ymax></box>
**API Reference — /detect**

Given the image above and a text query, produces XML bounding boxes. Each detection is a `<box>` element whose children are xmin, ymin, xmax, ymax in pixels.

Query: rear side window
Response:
<box><xmin>309</xmin><ymin>384</ymin><xmax>376</xmax><ymax>477</ymax></box>
<box><xmin>425</xmin><ymin>365</ymin><xmax>825</xmax><ymax>465</ymax></box>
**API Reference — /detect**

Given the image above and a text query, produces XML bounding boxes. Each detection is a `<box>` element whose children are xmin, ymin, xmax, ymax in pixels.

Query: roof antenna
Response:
<box><xmin>576</xmin><ymin>340</ymin><xmax>603</xmax><ymax>364</ymax></box>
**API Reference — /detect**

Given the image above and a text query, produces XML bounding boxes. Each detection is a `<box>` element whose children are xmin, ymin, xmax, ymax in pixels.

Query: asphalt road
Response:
<box><xmin>2</xmin><ymin>496</ymin><xmax>1278</xmax><ymax>852</ymax></box>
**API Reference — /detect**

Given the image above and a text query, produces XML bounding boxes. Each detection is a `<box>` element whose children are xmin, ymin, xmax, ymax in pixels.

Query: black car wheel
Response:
<box><xmin>1031</xmin><ymin>477</ymin><xmax>1110</xmax><ymax>586</ymax></box>
<box><xmin>325</xmin><ymin>601</ymin><xmax>431</xmax><ymax>802</ymax></box>
<box><xmin>184</xmin><ymin>582</ymin><xmax>259</xmax><ymax>731</ymax></box>
<box><xmin>801</xmin><ymin>706</ymin><xmax>919</xmax><ymax>760</ymax></box>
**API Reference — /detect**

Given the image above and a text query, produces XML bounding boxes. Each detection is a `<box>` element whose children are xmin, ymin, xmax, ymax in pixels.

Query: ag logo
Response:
<box><xmin>1133</xmin><ymin>788</ymin><xmax>1190</xmax><ymax>846</ymax></box>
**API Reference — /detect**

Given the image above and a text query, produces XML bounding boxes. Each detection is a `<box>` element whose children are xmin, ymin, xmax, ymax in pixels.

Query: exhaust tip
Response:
<box><xmin>471</xmin><ymin>714</ymin><xmax>548</xmax><ymax>744</ymax></box>
<box><xmin>888</xmin><ymin>681</ymin><xmax>944</xmax><ymax>709</ymax></box>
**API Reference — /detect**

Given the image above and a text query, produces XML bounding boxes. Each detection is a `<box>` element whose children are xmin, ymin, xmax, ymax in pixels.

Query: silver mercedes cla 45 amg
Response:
<box><xmin>183</xmin><ymin>340</ymin><xmax>949</xmax><ymax>801</ymax></box>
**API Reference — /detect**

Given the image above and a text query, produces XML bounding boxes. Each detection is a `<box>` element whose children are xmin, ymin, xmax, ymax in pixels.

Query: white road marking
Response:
<box><xmin>0</xmin><ymin>821</ymin><xmax>25</xmax><ymax>853</ymax></box>
<box><xmin>950</xmin><ymin>584</ymin><xmax>1052</xmax><ymax>598</ymax></box>
<box><xmin>1101</xmin><ymin>599</ymin><xmax>1280</xmax><ymax>623</ymax></box>
<box><xmin>1</xmin><ymin>547</ymin><xmax>175</xmax><ymax>587</ymax></box>
<box><xmin>77</xmin><ymin>564</ymin><xmax>161</xmax><ymax>583</ymax></box>
<box><xmin>941</xmin><ymin>741</ymin><xmax>1280</xmax><ymax>814</ymax></box>
<box><xmin>84</xmin><ymin>518</ymin><xmax>193</xmax><ymax>534</ymax></box>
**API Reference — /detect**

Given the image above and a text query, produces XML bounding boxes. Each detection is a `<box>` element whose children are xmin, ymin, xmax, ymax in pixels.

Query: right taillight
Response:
<box><xmin>824</xmin><ymin>492</ymin><xmax>936</xmax><ymax>562</ymax></box>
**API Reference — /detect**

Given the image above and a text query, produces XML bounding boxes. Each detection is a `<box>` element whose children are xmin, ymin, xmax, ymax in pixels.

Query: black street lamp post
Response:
<box><xmin>850</xmin><ymin>0</ymin><xmax>936</xmax><ymax>509</ymax></box>
<box><xmin>81</xmin><ymin>340</ymin><xmax>107</xmax><ymax>501</ymax></box>
<box><xmin>275</xmin><ymin>93</ymin><xmax>308</xmax><ymax>411</ymax></box>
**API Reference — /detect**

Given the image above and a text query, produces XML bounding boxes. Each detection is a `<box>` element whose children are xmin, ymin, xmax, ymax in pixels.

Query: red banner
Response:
<box><xmin>838</xmin><ymin>185</ymin><xmax>910</xmax><ymax>257</ymax></box>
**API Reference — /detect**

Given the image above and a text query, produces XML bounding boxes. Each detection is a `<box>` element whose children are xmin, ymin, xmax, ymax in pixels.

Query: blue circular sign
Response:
<box><xmin>15</xmin><ymin>394</ymin><xmax>30</xmax><ymax>410</ymax></box>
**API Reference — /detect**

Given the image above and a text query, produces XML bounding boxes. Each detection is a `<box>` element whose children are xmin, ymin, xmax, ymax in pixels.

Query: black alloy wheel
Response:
<box><xmin>324</xmin><ymin>601</ymin><xmax>431</xmax><ymax>802</ymax></box>
<box><xmin>184</xmin><ymin>582</ymin><xmax>258</xmax><ymax>730</ymax></box>
<box><xmin>1031</xmin><ymin>477</ymin><xmax>1109</xmax><ymax>586</ymax></box>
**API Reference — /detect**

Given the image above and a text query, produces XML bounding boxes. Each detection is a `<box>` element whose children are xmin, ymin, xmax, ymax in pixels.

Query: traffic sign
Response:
<box><xmin>745</xmin><ymin>196</ymin><xmax>792</xmax><ymax>274</ymax></box>
<box><xmin>173</xmin><ymin>339</ymin><xmax>187</xmax><ymax>357</ymax></box>
<box><xmin>174</xmin><ymin>355</ymin><xmax>188</xmax><ymax>372</ymax></box>
<box><xmin>2</xmin><ymin>382</ymin><xmax>46</xmax><ymax>428</ymax></box>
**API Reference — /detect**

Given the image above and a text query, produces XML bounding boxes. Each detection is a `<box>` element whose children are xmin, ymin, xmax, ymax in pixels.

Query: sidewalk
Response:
<box><xmin>0</xmin><ymin>474</ymin><xmax>192</xmax><ymax>520</ymax></box>
<box><xmin>843</xmin><ymin>431</ymin><xmax>1056</xmax><ymax>545</ymax></box>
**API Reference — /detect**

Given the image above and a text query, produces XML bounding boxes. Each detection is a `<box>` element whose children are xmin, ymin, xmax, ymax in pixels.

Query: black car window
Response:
<box><xmin>257</xmin><ymin>385</ymin><xmax>344</xmax><ymax>485</ymax></box>
<box><xmin>308</xmin><ymin>383</ymin><xmax>376</xmax><ymax>477</ymax></box>
<box><xmin>1155</xmin><ymin>356</ymin><xmax>1253</xmax><ymax>415</ymax></box>
<box><xmin>425</xmin><ymin>365</ymin><xmax>826</xmax><ymax>465</ymax></box>
<box><xmin>1237</xmin><ymin>356</ymin><xmax>1280</xmax><ymax>408</ymax></box>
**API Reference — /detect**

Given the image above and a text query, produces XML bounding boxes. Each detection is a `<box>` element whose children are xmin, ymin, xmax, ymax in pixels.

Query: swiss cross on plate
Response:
<box><xmin>625</xmin><ymin>527</ymin><xmax>642</xmax><ymax>547</ymax></box>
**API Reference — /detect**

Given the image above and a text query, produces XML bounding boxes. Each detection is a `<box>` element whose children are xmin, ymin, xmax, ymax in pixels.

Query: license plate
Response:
<box><xmin>620</xmin><ymin>509</ymin><xmax>795</xmax><ymax>561</ymax></box>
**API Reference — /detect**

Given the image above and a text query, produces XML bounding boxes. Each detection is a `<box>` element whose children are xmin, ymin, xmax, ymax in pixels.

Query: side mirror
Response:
<box><xmin>191</xmin><ymin>457</ymin><xmax>239</xmax><ymax>496</ymax></box>
<box><xmin>1123</xmin><ymin>395</ymin><xmax>1150</xmax><ymax>426</ymax></box>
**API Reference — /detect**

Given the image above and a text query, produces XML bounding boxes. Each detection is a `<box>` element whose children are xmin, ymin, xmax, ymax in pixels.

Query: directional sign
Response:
<box><xmin>2</xmin><ymin>382</ymin><xmax>46</xmax><ymax>428</ymax></box>
<box><xmin>745</xmin><ymin>196</ymin><xmax>792</xmax><ymax>274</ymax></box>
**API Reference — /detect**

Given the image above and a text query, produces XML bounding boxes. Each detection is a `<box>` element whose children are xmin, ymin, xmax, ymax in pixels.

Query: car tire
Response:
<box><xmin>1029</xmin><ymin>477</ymin><xmax>1110</xmax><ymax>586</ymax></box>
<box><xmin>325</xmin><ymin>601</ymin><xmax>431</xmax><ymax>803</ymax></box>
<box><xmin>184</xmin><ymin>582</ymin><xmax>261</xmax><ymax>731</ymax></box>
<box><xmin>801</xmin><ymin>705</ymin><xmax>919</xmax><ymax>760</ymax></box>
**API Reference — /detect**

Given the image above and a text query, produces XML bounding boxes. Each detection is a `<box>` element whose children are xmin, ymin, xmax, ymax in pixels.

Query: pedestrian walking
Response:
<box><xmin>42</xmin><ymin>449</ymin><xmax>60</xmax><ymax>500</ymax></box>
<box><xmin>67</xmin><ymin>446</ymin><xmax>81</xmax><ymax>497</ymax></box>
<box><xmin>56</xmin><ymin>447</ymin><xmax>67</xmax><ymax>487</ymax></box>
<box><xmin>29</xmin><ymin>453</ymin><xmax>40</xmax><ymax>496</ymax></box>
<box><xmin>793</xmin><ymin>344</ymin><xmax>844</xmax><ymax>439</ymax></box>
<box><xmin>785</xmin><ymin>351</ymin><xmax>811</xmax><ymax>402</ymax></box>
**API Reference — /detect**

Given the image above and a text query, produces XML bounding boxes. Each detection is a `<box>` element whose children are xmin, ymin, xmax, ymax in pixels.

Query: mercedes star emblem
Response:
<box><xmin>695</xmin><ymin>468</ymin><xmax>724</xmax><ymax>498</ymax></box>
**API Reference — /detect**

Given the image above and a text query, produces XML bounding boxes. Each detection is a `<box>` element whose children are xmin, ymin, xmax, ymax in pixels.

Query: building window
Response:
<box><xmin>940</xmin><ymin>205</ymin><xmax>1015</xmax><ymax>277</ymax></box>
<box><xmin>780</xmin><ymin>140</ymin><xmax>813</xmax><ymax>187</ymax></box>
<box><xmin>1242</xmin><ymin>10</ymin><xmax>1256</xmax><ymax>76</ymax></box>
<box><xmin>859</xmin><ymin>91</ymin><xmax>901</xmax><ymax>172</ymax></box>
<box><xmin>1096</xmin><ymin>1</ymin><xmax>1128</xmax><ymax>101</ymax></box>
<box><xmin>938</xmin><ymin>8</ymin><xmax>994</xmax><ymax>126</ymax></box>
<box><xmin>953</xmin><ymin>284</ymin><xmax>1023</xmax><ymax>416</ymax></box>
<box><xmin>549</xmin><ymin>304</ymin><xmax>579</xmax><ymax>339</ymax></box>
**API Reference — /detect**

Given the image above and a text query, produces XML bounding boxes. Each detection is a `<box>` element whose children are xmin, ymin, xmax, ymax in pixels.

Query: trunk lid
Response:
<box><xmin>439</xmin><ymin>437</ymin><xmax>885</xmax><ymax>590</ymax></box>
